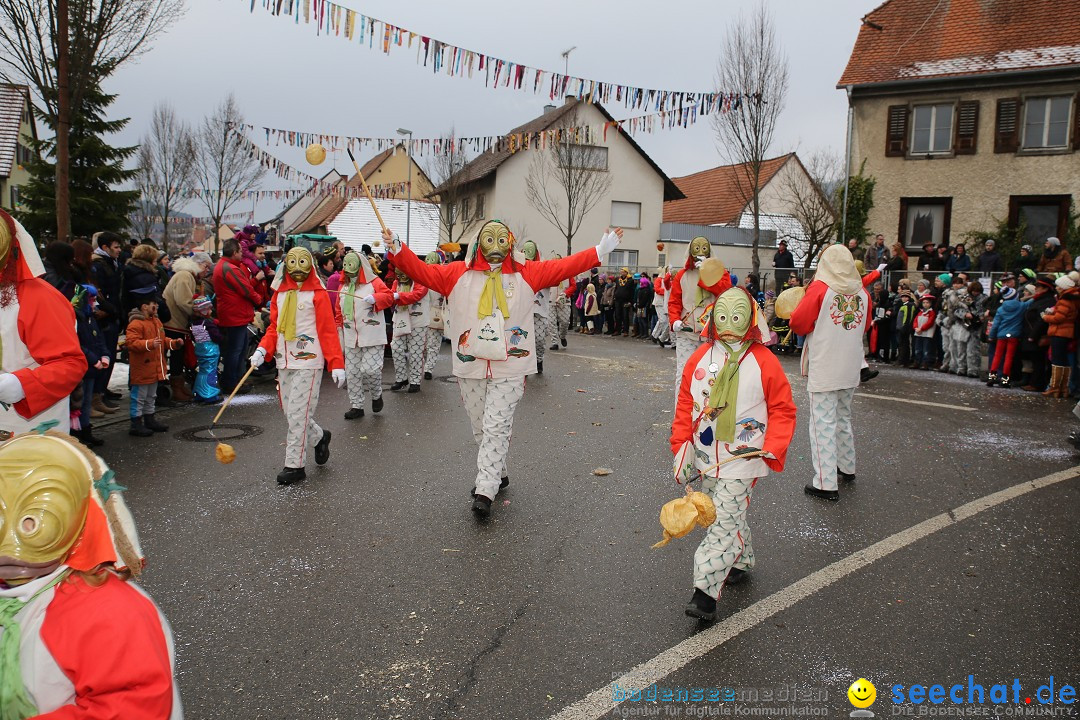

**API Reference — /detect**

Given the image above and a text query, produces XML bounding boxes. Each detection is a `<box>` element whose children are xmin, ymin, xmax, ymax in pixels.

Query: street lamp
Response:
<box><xmin>397</xmin><ymin>127</ymin><xmax>413</xmax><ymax>247</ymax></box>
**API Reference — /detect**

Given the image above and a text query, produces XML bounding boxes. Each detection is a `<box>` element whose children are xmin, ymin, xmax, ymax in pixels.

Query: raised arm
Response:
<box><xmin>385</xmin><ymin>232</ymin><xmax>466</xmax><ymax>297</ymax></box>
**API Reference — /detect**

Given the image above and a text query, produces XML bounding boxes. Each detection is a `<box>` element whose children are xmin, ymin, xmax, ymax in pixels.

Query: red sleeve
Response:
<box><xmin>396</xmin><ymin>282</ymin><xmax>428</xmax><ymax>305</ymax></box>
<box><xmin>862</xmin><ymin>270</ymin><xmax>881</xmax><ymax>288</ymax></box>
<box><xmin>258</xmin><ymin>295</ymin><xmax>278</xmax><ymax>354</ymax></box>
<box><xmin>314</xmin><ymin>290</ymin><xmax>344</xmax><ymax>371</ymax></box>
<box><xmin>12</xmin><ymin>280</ymin><xmax>87</xmax><ymax>419</ymax></box>
<box><xmin>667</xmin><ymin>270</ymin><xmax>686</xmax><ymax>325</ymax></box>
<box><xmin>653</xmin><ymin>277</ymin><xmax>663</xmax><ymax>293</ymax></box>
<box><xmin>388</xmin><ymin>243</ymin><xmax>466</xmax><ymax>297</ymax></box>
<box><xmin>789</xmin><ymin>280</ymin><xmax>828</xmax><ymax>336</ymax></box>
<box><xmin>521</xmin><ymin>247</ymin><xmax>601</xmax><ymax>292</ymax></box>
<box><xmin>751</xmin><ymin>344</ymin><xmax>796</xmax><ymax>473</ymax></box>
<box><xmin>370</xmin><ymin>277</ymin><xmax>395</xmax><ymax>311</ymax></box>
<box><xmin>670</xmin><ymin>343</ymin><xmax>710</xmax><ymax>454</ymax></box>
<box><xmin>37</xmin><ymin>575</ymin><xmax>175</xmax><ymax>719</ymax></box>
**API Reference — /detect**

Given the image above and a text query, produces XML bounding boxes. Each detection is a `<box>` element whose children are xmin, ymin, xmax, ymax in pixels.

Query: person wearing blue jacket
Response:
<box><xmin>946</xmin><ymin>244</ymin><xmax>972</xmax><ymax>273</ymax></box>
<box><xmin>986</xmin><ymin>286</ymin><xmax>1031</xmax><ymax>387</ymax></box>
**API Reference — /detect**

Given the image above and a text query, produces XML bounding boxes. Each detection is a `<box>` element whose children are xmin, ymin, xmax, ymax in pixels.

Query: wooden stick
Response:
<box><xmin>212</xmin><ymin>365</ymin><xmax>256</xmax><ymax>426</ymax></box>
<box><xmin>701</xmin><ymin>450</ymin><xmax>768</xmax><ymax>475</ymax></box>
<box><xmin>347</xmin><ymin>148</ymin><xmax>388</xmax><ymax>234</ymax></box>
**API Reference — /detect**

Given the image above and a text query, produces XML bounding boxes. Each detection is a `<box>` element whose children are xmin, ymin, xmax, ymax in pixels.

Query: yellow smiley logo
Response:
<box><xmin>848</xmin><ymin>678</ymin><xmax>876</xmax><ymax>709</ymax></box>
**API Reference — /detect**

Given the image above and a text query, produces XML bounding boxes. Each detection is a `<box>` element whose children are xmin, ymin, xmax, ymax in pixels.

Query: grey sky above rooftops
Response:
<box><xmin>101</xmin><ymin>0</ymin><xmax>869</xmax><ymax>222</ymax></box>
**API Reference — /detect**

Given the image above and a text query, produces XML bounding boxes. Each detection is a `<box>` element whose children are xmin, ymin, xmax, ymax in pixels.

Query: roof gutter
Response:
<box><xmin>836</xmin><ymin>62</ymin><xmax>1080</xmax><ymax>93</ymax></box>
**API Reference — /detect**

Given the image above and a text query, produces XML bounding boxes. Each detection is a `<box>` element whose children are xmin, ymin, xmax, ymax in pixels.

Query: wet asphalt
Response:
<box><xmin>91</xmin><ymin>333</ymin><xmax>1079</xmax><ymax>719</ymax></box>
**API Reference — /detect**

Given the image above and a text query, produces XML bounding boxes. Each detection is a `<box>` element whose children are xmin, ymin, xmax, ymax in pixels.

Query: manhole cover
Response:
<box><xmin>174</xmin><ymin>424</ymin><xmax>264</xmax><ymax>442</ymax></box>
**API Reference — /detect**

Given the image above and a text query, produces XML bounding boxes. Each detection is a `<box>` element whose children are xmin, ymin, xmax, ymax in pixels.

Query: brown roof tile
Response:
<box><xmin>662</xmin><ymin>154</ymin><xmax>793</xmax><ymax>226</ymax></box>
<box><xmin>839</xmin><ymin>0</ymin><xmax>1080</xmax><ymax>87</ymax></box>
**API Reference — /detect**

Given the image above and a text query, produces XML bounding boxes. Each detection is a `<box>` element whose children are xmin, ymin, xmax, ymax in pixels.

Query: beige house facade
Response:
<box><xmin>0</xmin><ymin>84</ymin><xmax>36</xmax><ymax>213</ymax></box>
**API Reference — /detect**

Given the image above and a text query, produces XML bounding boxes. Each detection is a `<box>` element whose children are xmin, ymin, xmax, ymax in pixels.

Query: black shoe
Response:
<box><xmin>860</xmin><ymin>367</ymin><xmax>879</xmax><ymax>383</ymax></box>
<box><xmin>128</xmin><ymin>417</ymin><xmax>153</xmax><ymax>437</ymax></box>
<box><xmin>804</xmin><ymin>484</ymin><xmax>839</xmax><ymax>501</ymax></box>
<box><xmin>837</xmin><ymin>470</ymin><xmax>856</xmax><ymax>483</ymax></box>
<box><xmin>561</xmin><ymin>338</ymin><xmax>567</xmax><ymax>347</ymax></box>
<box><xmin>277</xmin><ymin>467</ymin><xmax>306</xmax><ymax>485</ymax></box>
<box><xmin>391</xmin><ymin>381</ymin><xmax>408</xmax><ymax>391</ymax></box>
<box><xmin>143</xmin><ymin>413</ymin><xmax>168</xmax><ymax>432</ymax></box>
<box><xmin>986</xmin><ymin>373</ymin><xmax>998</xmax><ymax>387</ymax></box>
<box><xmin>408</xmin><ymin>384</ymin><xmax>420</xmax><ymax>393</ymax></box>
<box><xmin>75</xmin><ymin>427</ymin><xmax>105</xmax><ymax>448</ymax></box>
<box><xmin>471</xmin><ymin>494</ymin><xmax>492</xmax><ymax>518</ymax></box>
<box><xmin>424</xmin><ymin>371</ymin><xmax>433</xmax><ymax>380</ymax></box>
<box><xmin>102</xmin><ymin>395</ymin><xmax>120</xmax><ymax>409</ymax></box>
<box><xmin>725</xmin><ymin>568</ymin><xmax>748</xmax><ymax>586</ymax></box>
<box><xmin>1069</xmin><ymin>431</ymin><xmax>1080</xmax><ymax>450</ymax></box>
<box><xmin>344</xmin><ymin>408</ymin><xmax>365</xmax><ymax>420</ymax></box>
<box><xmin>314</xmin><ymin>430</ymin><xmax>331</xmax><ymax>465</ymax></box>
<box><xmin>372</xmin><ymin>396</ymin><xmax>384</xmax><ymax>413</ymax></box>
<box><xmin>537</xmin><ymin>361</ymin><xmax>543</xmax><ymax>374</ymax></box>
<box><xmin>472</xmin><ymin>476</ymin><xmax>509</xmax><ymax>497</ymax></box>
<box><xmin>104</xmin><ymin>389</ymin><xmax>122</xmax><ymax>401</ymax></box>
<box><xmin>684</xmin><ymin>588</ymin><xmax>717</xmax><ymax>621</ymax></box>
<box><xmin>999</xmin><ymin>375</ymin><xmax>1011</xmax><ymax>388</ymax></box>
<box><xmin>550</xmin><ymin>343</ymin><xmax>559</xmax><ymax>350</ymax></box>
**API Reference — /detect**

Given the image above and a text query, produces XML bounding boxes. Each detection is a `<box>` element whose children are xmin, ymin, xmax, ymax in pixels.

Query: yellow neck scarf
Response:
<box><xmin>478</xmin><ymin>268</ymin><xmax>510</xmax><ymax>320</ymax></box>
<box><xmin>277</xmin><ymin>289</ymin><xmax>298</xmax><ymax>341</ymax></box>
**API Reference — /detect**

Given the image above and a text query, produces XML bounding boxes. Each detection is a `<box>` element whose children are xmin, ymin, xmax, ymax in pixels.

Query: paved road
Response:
<box><xmin>92</xmin><ymin>335</ymin><xmax>1080</xmax><ymax>719</ymax></box>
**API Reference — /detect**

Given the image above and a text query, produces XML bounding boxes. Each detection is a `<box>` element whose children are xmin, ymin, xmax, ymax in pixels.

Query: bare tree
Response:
<box><xmin>426</xmin><ymin>130</ymin><xmax>472</xmax><ymax>245</ymax></box>
<box><xmin>781</xmin><ymin>150</ymin><xmax>840</xmax><ymax>268</ymax></box>
<box><xmin>191</xmin><ymin>94</ymin><xmax>264</xmax><ymax>253</ymax></box>
<box><xmin>524</xmin><ymin>108</ymin><xmax>612</xmax><ymax>257</ymax></box>
<box><xmin>135</xmin><ymin>102</ymin><xmax>194</xmax><ymax>252</ymax></box>
<box><xmin>712</xmin><ymin>2</ymin><xmax>789</xmax><ymax>276</ymax></box>
<box><xmin>0</xmin><ymin>0</ymin><xmax>184</xmax><ymax>240</ymax></box>
<box><xmin>130</xmin><ymin>162</ymin><xmax>155</xmax><ymax>240</ymax></box>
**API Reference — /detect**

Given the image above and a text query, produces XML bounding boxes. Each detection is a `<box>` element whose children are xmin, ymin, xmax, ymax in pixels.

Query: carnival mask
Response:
<box><xmin>285</xmin><ymin>247</ymin><xmax>314</xmax><ymax>283</ymax></box>
<box><xmin>690</xmin><ymin>236</ymin><xmax>712</xmax><ymax>260</ymax></box>
<box><xmin>395</xmin><ymin>268</ymin><xmax>410</xmax><ymax>284</ymax></box>
<box><xmin>711</xmin><ymin>289</ymin><xmax>753</xmax><ymax>344</ymax></box>
<box><xmin>0</xmin><ymin>435</ymin><xmax>92</xmax><ymax>584</ymax></box>
<box><xmin>477</xmin><ymin>221</ymin><xmax>513</xmax><ymax>264</ymax></box>
<box><xmin>522</xmin><ymin>240</ymin><xmax>539</xmax><ymax>261</ymax></box>
<box><xmin>424</xmin><ymin>252</ymin><xmax>440</xmax><ymax>265</ymax></box>
<box><xmin>342</xmin><ymin>252</ymin><xmax>362</xmax><ymax>279</ymax></box>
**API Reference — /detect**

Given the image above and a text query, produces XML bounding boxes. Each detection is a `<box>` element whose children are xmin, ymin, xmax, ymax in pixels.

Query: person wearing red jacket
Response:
<box><xmin>671</xmin><ymin>287</ymin><xmax>796</xmax><ymax>621</ymax></box>
<box><xmin>0</xmin><ymin>210</ymin><xmax>86</xmax><ymax>437</ymax></box>
<box><xmin>789</xmin><ymin>245</ymin><xmax>873</xmax><ymax>502</ymax></box>
<box><xmin>250</xmin><ymin>247</ymin><xmax>345</xmax><ymax>486</ymax></box>
<box><xmin>0</xmin><ymin>432</ymin><xmax>181</xmax><ymax>718</ymax></box>
<box><xmin>388</xmin><ymin>265</ymin><xmax>430</xmax><ymax>393</ymax></box>
<box><xmin>667</xmin><ymin>237</ymin><xmax>733</xmax><ymax>377</ymax></box>
<box><xmin>333</xmin><ymin>251</ymin><xmax>394</xmax><ymax>419</ymax></box>
<box><xmin>212</xmin><ymin>237</ymin><xmax>265</xmax><ymax>394</ymax></box>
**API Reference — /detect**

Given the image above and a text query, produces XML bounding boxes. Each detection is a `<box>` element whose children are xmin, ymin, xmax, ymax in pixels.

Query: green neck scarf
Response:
<box><xmin>277</xmin><ymin>289</ymin><xmax>298</xmax><ymax>341</ymax></box>
<box><xmin>478</xmin><ymin>268</ymin><xmax>510</xmax><ymax>320</ymax></box>
<box><xmin>0</xmin><ymin>570</ymin><xmax>70</xmax><ymax>720</ymax></box>
<box><xmin>342</xmin><ymin>276</ymin><xmax>359</xmax><ymax>322</ymax></box>
<box><xmin>707</xmin><ymin>341</ymin><xmax>750</xmax><ymax>444</ymax></box>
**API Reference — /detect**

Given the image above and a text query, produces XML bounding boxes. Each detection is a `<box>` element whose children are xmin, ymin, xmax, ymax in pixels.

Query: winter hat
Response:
<box><xmin>1022</xmin><ymin>284</ymin><xmax>1036</xmax><ymax>297</ymax></box>
<box><xmin>937</xmin><ymin>273</ymin><xmax>951</xmax><ymax>284</ymax></box>
<box><xmin>920</xmin><ymin>294</ymin><xmax>934</xmax><ymax>304</ymax></box>
<box><xmin>193</xmin><ymin>294</ymin><xmax>214</xmax><ymax>314</ymax></box>
<box><xmin>1047</xmin><ymin>237</ymin><xmax>1061</xmax><ymax>247</ymax></box>
<box><xmin>1020</xmin><ymin>268</ymin><xmax>1036</xmax><ymax>281</ymax></box>
<box><xmin>1022</xmin><ymin>244</ymin><xmax>1033</xmax><ymax>252</ymax></box>
<box><xmin>1071</xmin><ymin>271</ymin><xmax>1080</xmax><ymax>285</ymax></box>
<box><xmin>1001</xmin><ymin>286</ymin><xmax>1018</xmax><ymax>300</ymax></box>
<box><xmin>1055</xmin><ymin>276</ymin><xmax>1075</xmax><ymax>291</ymax></box>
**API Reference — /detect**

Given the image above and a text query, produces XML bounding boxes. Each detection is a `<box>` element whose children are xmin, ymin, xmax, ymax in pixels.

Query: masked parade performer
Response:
<box><xmin>388</xmin><ymin>265</ymin><xmax>430</xmax><ymax>394</ymax></box>
<box><xmin>422</xmin><ymin>252</ymin><xmax>448</xmax><ymax>381</ymax></box>
<box><xmin>668</xmin><ymin>236</ymin><xmax>733</xmax><ymax>376</ymax></box>
<box><xmin>789</xmin><ymin>244</ymin><xmax>871</xmax><ymax>502</ymax></box>
<box><xmin>384</xmin><ymin>221</ymin><xmax>623</xmax><ymax>517</ymax></box>
<box><xmin>334</xmin><ymin>251</ymin><xmax>393</xmax><ymax>419</ymax></box>
<box><xmin>547</xmin><ymin>254</ymin><xmax>572</xmax><ymax>351</ymax></box>
<box><xmin>0</xmin><ymin>211</ymin><xmax>86</xmax><ymax>438</ymax></box>
<box><xmin>0</xmin><ymin>431</ymin><xmax>181</xmax><ymax>717</ymax></box>
<box><xmin>521</xmin><ymin>240</ymin><xmax>555</xmax><ymax>375</ymax></box>
<box><xmin>670</xmin><ymin>287</ymin><xmax>796</xmax><ymax>621</ymax></box>
<box><xmin>250</xmin><ymin>247</ymin><xmax>346</xmax><ymax>486</ymax></box>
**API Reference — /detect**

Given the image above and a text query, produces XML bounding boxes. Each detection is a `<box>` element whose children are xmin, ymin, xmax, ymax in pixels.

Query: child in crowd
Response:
<box><xmin>584</xmin><ymin>282</ymin><xmax>600</xmax><ymax>333</ymax></box>
<box><xmin>893</xmin><ymin>289</ymin><xmax>917</xmax><ymax>367</ymax></box>
<box><xmin>986</xmin><ymin>286</ymin><xmax>1030</xmax><ymax>388</ymax></box>
<box><xmin>190</xmin><ymin>294</ymin><xmax>223</xmax><ymax>404</ymax></box>
<box><xmin>913</xmin><ymin>295</ymin><xmax>937</xmax><ymax>370</ymax></box>
<box><xmin>126</xmin><ymin>298</ymin><xmax>183</xmax><ymax>437</ymax></box>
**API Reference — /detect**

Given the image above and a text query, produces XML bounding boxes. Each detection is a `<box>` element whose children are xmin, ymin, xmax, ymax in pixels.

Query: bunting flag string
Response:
<box><xmin>245</xmin><ymin>0</ymin><xmax>750</xmax><ymax>114</ymax></box>
<box><xmin>138</xmin><ymin>183</ymin><xmax>409</xmax><ymax>202</ymax></box>
<box><xmin>132</xmin><ymin>210</ymin><xmax>253</xmax><ymax>226</ymax></box>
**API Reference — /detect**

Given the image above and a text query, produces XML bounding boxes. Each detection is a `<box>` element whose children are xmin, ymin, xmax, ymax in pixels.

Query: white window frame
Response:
<box><xmin>459</xmin><ymin>197</ymin><xmax>470</xmax><ymax>223</ymax></box>
<box><xmin>608</xmin><ymin>249</ymin><xmax>639</xmax><ymax>269</ymax></box>
<box><xmin>610</xmin><ymin>200</ymin><xmax>641</xmax><ymax>229</ymax></box>
<box><xmin>910</xmin><ymin>103</ymin><xmax>955</xmax><ymax>154</ymax></box>
<box><xmin>475</xmin><ymin>193</ymin><xmax>486</xmax><ymax>220</ymax></box>
<box><xmin>557</xmin><ymin>143</ymin><xmax>609</xmax><ymax>171</ymax></box>
<box><xmin>1021</xmin><ymin>95</ymin><xmax>1072</xmax><ymax>150</ymax></box>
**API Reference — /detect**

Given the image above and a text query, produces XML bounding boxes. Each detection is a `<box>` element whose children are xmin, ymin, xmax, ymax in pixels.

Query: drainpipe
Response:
<box><xmin>841</xmin><ymin>85</ymin><xmax>853</xmax><ymax>245</ymax></box>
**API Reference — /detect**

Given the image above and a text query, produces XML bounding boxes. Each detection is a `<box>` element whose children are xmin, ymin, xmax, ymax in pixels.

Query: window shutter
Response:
<box><xmin>885</xmin><ymin>105</ymin><xmax>908</xmax><ymax>157</ymax></box>
<box><xmin>994</xmin><ymin>98</ymin><xmax>1020</xmax><ymax>153</ymax></box>
<box><xmin>954</xmin><ymin>100</ymin><xmax>979</xmax><ymax>154</ymax></box>
<box><xmin>1073</xmin><ymin>92</ymin><xmax>1080</xmax><ymax>151</ymax></box>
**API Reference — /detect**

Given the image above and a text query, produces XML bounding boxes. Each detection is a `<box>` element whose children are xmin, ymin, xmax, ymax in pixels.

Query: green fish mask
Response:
<box><xmin>522</xmin><ymin>240</ymin><xmax>539</xmax><ymax>261</ymax></box>
<box><xmin>711</xmin><ymin>288</ymin><xmax>753</xmax><ymax>343</ymax></box>
<box><xmin>690</xmin><ymin>236</ymin><xmax>712</xmax><ymax>260</ymax></box>
<box><xmin>342</xmin><ymin>252</ymin><xmax>362</xmax><ymax>280</ymax></box>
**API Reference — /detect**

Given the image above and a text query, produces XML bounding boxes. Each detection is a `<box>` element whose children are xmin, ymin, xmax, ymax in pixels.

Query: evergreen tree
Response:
<box><xmin>18</xmin><ymin>76</ymin><xmax>139</xmax><ymax>240</ymax></box>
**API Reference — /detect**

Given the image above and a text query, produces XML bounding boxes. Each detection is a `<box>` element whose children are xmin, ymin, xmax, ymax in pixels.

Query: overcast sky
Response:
<box><xmin>101</xmin><ymin>0</ymin><xmax>874</xmax><ymax>222</ymax></box>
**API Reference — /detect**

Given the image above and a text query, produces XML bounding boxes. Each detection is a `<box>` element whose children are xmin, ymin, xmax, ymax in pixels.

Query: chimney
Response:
<box><xmin>543</xmin><ymin>104</ymin><xmax>557</xmax><ymax>114</ymax></box>
<box><xmin>564</xmin><ymin>94</ymin><xmax>576</xmax><ymax>105</ymax></box>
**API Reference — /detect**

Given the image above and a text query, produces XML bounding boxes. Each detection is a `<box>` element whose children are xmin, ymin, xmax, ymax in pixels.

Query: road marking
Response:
<box><xmin>548</xmin><ymin>466</ymin><xmax>1080</xmax><ymax>720</ymax></box>
<box><xmin>855</xmin><ymin>392</ymin><xmax>975</xmax><ymax>412</ymax></box>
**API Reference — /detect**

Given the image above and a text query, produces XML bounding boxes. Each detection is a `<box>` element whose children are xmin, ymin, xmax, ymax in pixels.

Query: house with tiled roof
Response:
<box><xmin>0</xmin><ymin>84</ymin><xmax>37</xmax><ymax>213</ymax></box>
<box><xmin>838</xmin><ymin>0</ymin><xmax>1080</xmax><ymax>259</ymax></box>
<box><xmin>442</xmin><ymin>97</ymin><xmax>684</xmax><ymax>270</ymax></box>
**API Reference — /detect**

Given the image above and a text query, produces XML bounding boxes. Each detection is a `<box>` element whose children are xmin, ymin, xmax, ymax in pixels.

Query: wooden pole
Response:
<box><xmin>211</xmin><ymin>365</ymin><xmax>256</xmax><ymax>426</ymax></box>
<box><xmin>346</xmin><ymin>148</ymin><xmax>388</xmax><ymax>234</ymax></box>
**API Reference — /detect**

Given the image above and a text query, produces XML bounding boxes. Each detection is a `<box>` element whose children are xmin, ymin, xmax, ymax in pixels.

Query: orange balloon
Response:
<box><xmin>656</xmin><ymin>242</ymin><xmax>665</xmax><ymax>252</ymax></box>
